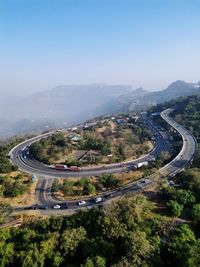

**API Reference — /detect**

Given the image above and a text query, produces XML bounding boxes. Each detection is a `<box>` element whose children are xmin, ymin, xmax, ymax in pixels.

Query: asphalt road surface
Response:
<box><xmin>9</xmin><ymin>115</ymin><xmax>170</xmax><ymax>178</ymax></box>
<box><xmin>11</xmin><ymin>108</ymin><xmax>197</xmax><ymax>212</ymax></box>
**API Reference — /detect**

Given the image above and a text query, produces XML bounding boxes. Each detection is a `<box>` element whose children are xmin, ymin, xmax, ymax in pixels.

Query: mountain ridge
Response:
<box><xmin>0</xmin><ymin>80</ymin><xmax>200</xmax><ymax>138</ymax></box>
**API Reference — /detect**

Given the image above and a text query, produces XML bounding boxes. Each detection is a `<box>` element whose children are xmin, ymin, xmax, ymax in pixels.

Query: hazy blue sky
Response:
<box><xmin>0</xmin><ymin>0</ymin><xmax>200</xmax><ymax>96</ymax></box>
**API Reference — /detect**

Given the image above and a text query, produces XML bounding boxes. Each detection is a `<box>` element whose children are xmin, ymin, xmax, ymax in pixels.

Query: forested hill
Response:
<box><xmin>172</xmin><ymin>95</ymin><xmax>200</xmax><ymax>144</ymax></box>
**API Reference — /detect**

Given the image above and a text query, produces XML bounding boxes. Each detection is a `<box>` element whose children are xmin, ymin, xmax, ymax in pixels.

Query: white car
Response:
<box><xmin>95</xmin><ymin>197</ymin><xmax>102</xmax><ymax>203</ymax></box>
<box><xmin>78</xmin><ymin>200</ymin><xmax>86</xmax><ymax>206</ymax></box>
<box><xmin>53</xmin><ymin>204</ymin><xmax>61</xmax><ymax>209</ymax></box>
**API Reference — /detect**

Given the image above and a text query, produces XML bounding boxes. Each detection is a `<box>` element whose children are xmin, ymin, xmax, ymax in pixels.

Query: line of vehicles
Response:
<box><xmin>53</xmin><ymin>161</ymin><xmax>150</xmax><ymax>172</ymax></box>
<box><xmin>21</xmin><ymin>196</ymin><xmax>103</xmax><ymax>211</ymax></box>
<box><xmin>53</xmin><ymin>164</ymin><xmax>81</xmax><ymax>171</ymax></box>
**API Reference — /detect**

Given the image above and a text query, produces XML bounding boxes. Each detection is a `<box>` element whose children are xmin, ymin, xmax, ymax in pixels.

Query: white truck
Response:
<box><xmin>136</xmin><ymin>161</ymin><xmax>149</xmax><ymax>168</ymax></box>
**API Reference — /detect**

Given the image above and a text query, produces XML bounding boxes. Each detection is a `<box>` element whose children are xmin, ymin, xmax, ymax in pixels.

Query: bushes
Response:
<box><xmin>51</xmin><ymin>179</ymin><xmax>62</xmax><ymax>192</ymax></box>
<box><xmin>29</xmin><ymin>142</ymin><xmax>50</xmax><ymax>164</ymax></box>
<box><xmin>99</xmin><ymin>174</ymin><xmax>121</xmax><ymax>189</ymax></box>
<box><xmin>0</xmin><ymin>174</ymin><xmax>30</xmax><ymax>198</ymax></box>
<box><xmin>4</xmin><ymin>181</ymin><xmax>28</xmax><ymax>197</ymax></box>
<box><xmin>0</xmin><ymin>156</ymin><xmax>18</xmax><ymax>173</ymax></box>
<box><xmin>83</xmin><ymin>183</ymin><xmax>96</xmax><ymax>195</ymax></box>
<box><xmin>52</xmin><ymin>175</ymin><xmax>121</xmax><ymax>198</ymax></box>
<box><xmin>81</xmin><ymin>135</ymin><xmax>111</xmax><ymax>156</ymax></box>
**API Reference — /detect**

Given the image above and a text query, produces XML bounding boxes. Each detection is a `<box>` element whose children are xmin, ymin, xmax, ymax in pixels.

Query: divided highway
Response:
<box><xmin>10</xmin><ymin>108</ymin><xmax>197</xmax><ymax>211</ymax></box>
<box><xmin>160</xmin><ymin>108</ymin><xmax>197</xmax><ymax>177</ymax></box>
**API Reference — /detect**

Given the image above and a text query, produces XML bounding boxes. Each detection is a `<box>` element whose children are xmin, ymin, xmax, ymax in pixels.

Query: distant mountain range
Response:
<box><xmin>0</xmin><ymin>80</ymin><xmax>200</xmax><ymax>138</ymax></box>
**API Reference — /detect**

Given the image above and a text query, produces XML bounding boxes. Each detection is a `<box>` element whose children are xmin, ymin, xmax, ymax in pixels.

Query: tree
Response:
<box><xmin>172</xmin><ymin>189</ymin><xmax>196</xmax><ymax>207</ymax></box>
<box><xmin>168</xmin><ymin>224</ymin><xmax>200</xmax><ymax>267</ymax></box>
<box><xmin>82</xmin><ymin>256</ymin><xmax>106</xmax><ymax>267</ymax></box>
<box><xmin>60</xmin><ymin>227</ymin><xmax>87</xmax><ymax>256</ymax></box>
<box><xmin>99</xmin><ymin>174</ymin><xmax>120</xmax><ymax>189</ymax></box>
<box><xmin>83</xmin><ymin>258</ymin><xmax>94</xmax><ymax>267</ymax></box>
<box><xmin>122</xmin><ymin>230</ymin><xmax>155</xmax><ymax>266</ymax></box>
<box><xmin>0</xmin><ymin>202</ymin><xmax>13</xmax><ymax>223</ymax></box>
<box><xmin>51</xmin><ymin>179</ymin><xmax>61</xmax><ymax>192</ymax></box>
<box><xmin>167</xmin><ymin>200</ymin><xmax>183</xmax><ymax>217</ymax></box>
<box><xmin>117</xmin><ymin>143</ymin><xmax>125</xmax><ymax>160</ymax></box>
<box><xmin>0</xmin><ymin>228</ymin><xmax>14</xmax><ymax>266</ymax></box>
<box><xmin>83</xmin><ymin>183</ymin><xmax>96</xmax><ymax>195</ymax></box>
<box><xmin>63</xmin><ymin>180</ymin><xmax>74</xmax><ymax>196</ymax></box>
<box><xmin>191</xmin><ymin>204</ymin><xmax>200</xmax><ymax>223</ymax></box>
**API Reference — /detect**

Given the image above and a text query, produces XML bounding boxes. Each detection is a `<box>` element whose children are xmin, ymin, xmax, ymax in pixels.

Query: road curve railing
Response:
<box><xmin>160</xmin><ymin>108</ymin><xmax>198</xmax><ymax>177</ymax></box>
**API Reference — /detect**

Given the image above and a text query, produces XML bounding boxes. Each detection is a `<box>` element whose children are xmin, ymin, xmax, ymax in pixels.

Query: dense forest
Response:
<box><xmin>1</xmin><ymin>177</ymin><xmax>200</xmax><ymax>267</ymax></box>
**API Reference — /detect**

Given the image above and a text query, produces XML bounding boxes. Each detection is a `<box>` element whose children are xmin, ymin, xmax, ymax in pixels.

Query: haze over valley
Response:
<box><xmin>0</xmin><ymin>80</ymin><xmax>199</xmax><ymax>138</ymax></box>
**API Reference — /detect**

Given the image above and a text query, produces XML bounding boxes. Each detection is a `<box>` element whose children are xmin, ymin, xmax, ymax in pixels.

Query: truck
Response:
<box><xmin>68</xmin><ymin>166</ymin><xmax>81</xmax><ymax>172</ymax></box>
<box><xmin>54</xmin><ymin>164</ymin><xmax>68</xmax><ymax>170</ymax></box>
<box><xmin>136</xmin><ymin>161</ymin><xmax>149</xmax><ymax>168</ymax></box>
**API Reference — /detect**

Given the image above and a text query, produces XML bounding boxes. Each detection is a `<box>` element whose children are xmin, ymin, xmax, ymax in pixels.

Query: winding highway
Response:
<box><xmin>9</xmin><ymin>115</ymin><xmax>170</xmax><ymax>178</ymax></box>
<box><xmin>10</xmin><ymin>108</ymin><xmax>197</xmax><ymax>211</ymax></box>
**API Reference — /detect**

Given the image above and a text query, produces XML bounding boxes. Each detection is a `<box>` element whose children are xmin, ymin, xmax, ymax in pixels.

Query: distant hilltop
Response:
<box><xmin>0</xmin><ymin>80</ymin><xmax>199</xmax><ymax>138</ymax></box>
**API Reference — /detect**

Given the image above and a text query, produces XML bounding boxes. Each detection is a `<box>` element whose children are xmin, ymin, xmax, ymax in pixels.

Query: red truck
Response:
<box><xmin>68</xmin><ymin>166</ymin><xmax>81</xmax><ymax>172</ymax></box>
<box><xmin>54</xmin><ymin>164</ymin><xmax>68</xmax><ymax>170</ymax></box>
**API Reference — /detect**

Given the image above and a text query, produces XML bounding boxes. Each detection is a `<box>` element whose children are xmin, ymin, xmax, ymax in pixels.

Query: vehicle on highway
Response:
<box><xmin>78</xmin><ymin>200</ymin><xmax>86</xmax><ymax>206</ymax></box>
<box><xmin>32</xmin><ymin>204</ymin><xmax>39</xmax><ymax>210</ymax></box>
<box><xmin>69</xmin><ymin>166</ymin><xmax>81</xmax><ymax>171</ymax></box>
<box><xmin>95</xmin><ymin>197</ymin><xmax>102</xmax><ymax>203</ymax></box>
<box><xmin>39</xmin><ymin>205</ymin><xmax>49</xmax><ymax>210</ymax></box>
<box><xmin>53</xmin><ymin>204</ymin><xmax>61</xmax><ymax>209</ymax></box>
<box><xmin>136</xmin><ymin>161</ymin><xmax>149</xmax><ymax>168</ymax></box>
<box><xmin>61</xmin><ymin>203</ymin><xmax>68</xmax><ymax>209</ymax></box>
<box><xmin>54</xmin><ymin>164</ymin><xmax>68</xmax><ymax>170</ymax></box>
<box><xmin>127</xmin><ymin>164</ymin><xmax>137</xmax><ymax>170</ymax></box>
<box><xmin>105</xmin><ymin>193</ymin><xmax>113</xmax><ymax>198</ymax></box>
<box><xmin>24</xmin><ymin>206</ymin><xmax>33</xmax><ymax>210</ymax></box>
<box><xmin>137</xmin><ymin>179</ymin><xmax>150</xmax><ymax>185</ymax></box>
<box><xmin>168</xmin><ymin>180</ymin><xmax>175</xmax><ymax>186</ymax></box>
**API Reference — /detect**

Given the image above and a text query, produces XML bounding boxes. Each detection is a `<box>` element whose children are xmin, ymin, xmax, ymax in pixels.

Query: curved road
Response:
<box><xmin>11</xmin><ymin>108</ymin><xmax>197</xmax><ymax>211</ymax></box>
<box><xmin>9</xmin><ymin>115</ymin><xmax>170</xmax><ymax>178</ymax></box>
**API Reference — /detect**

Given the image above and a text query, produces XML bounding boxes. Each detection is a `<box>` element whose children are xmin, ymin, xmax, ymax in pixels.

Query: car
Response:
<box><xmin>138</xmin><ymin>179</ymin><xmax>150</xmax><ymax>184</ymax></box>
<box><xmin>105</xmin><ymin>193</ymin><xmax>113</xmax><ymax>198</ymax></box>
<box><xmin>53</xmin><ymin>204</ymin><xmax>61</xmax><ymax>209</ymax></box>
<box><xmin>32</xmin><ymin>204</ymin><xmax>39</xmax><ymax>210</ymax></box>
<box><xmin>78</xmin><ymin>200</ymin><xmax>86</xmax><ymax>206</ymax></box>
<box><xmin>39</xmin><ymin>205</ymin><xmax>49</xmax><ymax>210</ymax></box>
<box><xmin>61</xmin><ymin>203</ymin><xmax>68</xmax><ymax>209</ymax></box>
<box><xmin>95</xmin><ymin>197</ymin><xmax>102</xmax><ymax>203</ymax></box>
<box><xmin>168</xmin><ymin>180</ymin><xmax>175</xmax><ymax>186</ymax></box>
<box><xmin>24</xmin><ymin>206</ymin><xmax>33</xmax><ymax>210</ymax></box>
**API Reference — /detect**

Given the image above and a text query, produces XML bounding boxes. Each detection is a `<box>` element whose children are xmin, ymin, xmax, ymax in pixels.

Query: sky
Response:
<box><xmin>0</xmin><ymin>0</ymin><xmax>200</xmax><ymax>96</ymax></box>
